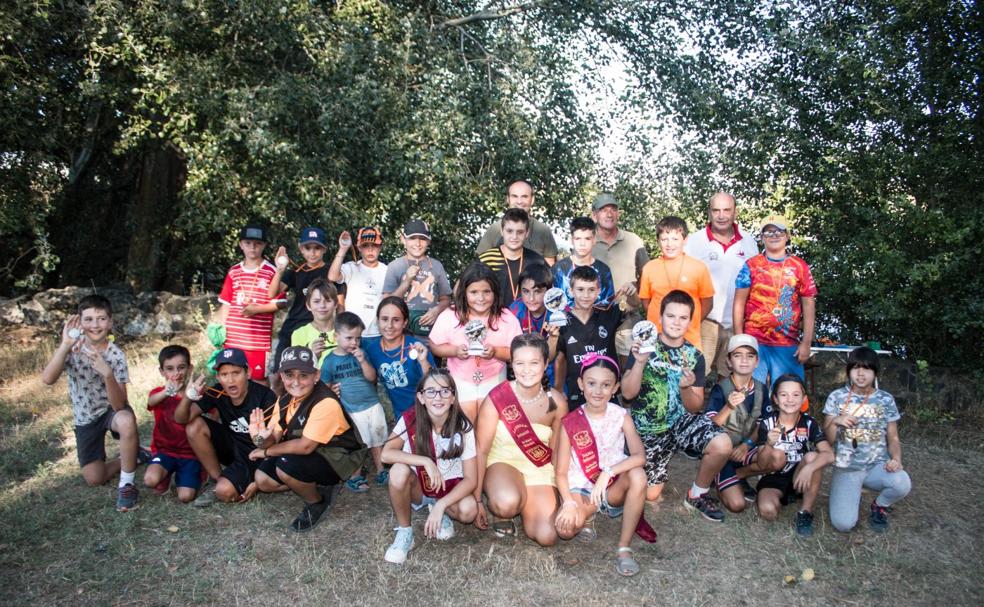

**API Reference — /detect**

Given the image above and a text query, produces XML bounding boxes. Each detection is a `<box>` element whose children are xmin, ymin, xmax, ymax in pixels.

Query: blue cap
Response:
<box><xmin>298</xmin><ymin>227</ymin><xmax>326</xmax><ymax>246</ymax></box>
<box><xmin>213</xmin><ymin>347</ymin><xmax>249</xmax><ymax>370</ymax></box>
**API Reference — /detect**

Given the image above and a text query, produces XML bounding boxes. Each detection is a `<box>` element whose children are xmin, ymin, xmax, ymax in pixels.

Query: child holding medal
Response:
<box><xmin>289</xmin><ymin>278</ymin><xmax>339</xmax><ymax>369</ymax></box>
<box><xmin>381</xmin><ymin>368</ymin><xmax>478</xmax><ymax>563</ymax></box>
<box><xmin>554</xmin><ymin>353</ymin><xmax>652</xmax><ymax>576</ymax></box>
<box><xmin>364</xmin><ymin>296</ymin><xmax>434</xmax><ymax>419</ymax></box>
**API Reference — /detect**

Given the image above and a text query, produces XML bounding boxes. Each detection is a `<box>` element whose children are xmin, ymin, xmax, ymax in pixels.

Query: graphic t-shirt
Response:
<box><xmin>552</xmin><ymin>257</ymin><xmax>616</xmax><ymax>307</ymax></box>
<box><xmin>148</xmin><ymin>387</ymin><xmax>196</xmax><ymax>459</ymax></box>
<box><xmin>478</xmin><ymin>246</ymin><xmax>547</xmax><ymax>308</ymax></box>
<box><xmin>382</xmin><ymin>256</ymin><xmax>453</xmax><ymax>311</ymax></box>
<box><xmin>364</xmin><ymin>335</ymin><xmax>435</xmax><ymax>418</ymax></box>
<box><xmin>339</xmin><ymin>260</ymin><xmax>388</xmax><ymax>337</ymax></box>
<box><xmin>627</xmin><ymin>339</ymin><xmax>705</xmax><ymax>437</ymax></box>
<box><xmin>65</xmin><ymin>342</ymin><xmax>130</xmax><ymax>426</ymax></box>
<box><xmin>735</xmin><ymin>254</ymin><xmax>818</xmax><ymax>346</ymax></box>
<box><xmin>197</xmin><ymin>381</ymin><xmax>277</xmax><ymax>450</ymax></box>
<box><xmin>392</xmin><ymin>416</ymin><xmax>476</xmax><ymax>481</ymax></box>
<box><xmin>556</xmin><ymin>306</ymin><xmax>623</xmax><ymax>408</ymax></box>
<box><xmin>757</xmin><ymin>413</ymin><xmax>826</xmax><ymax>474</ymax></box>
<box><xmin>289</xmin><ymin>323</ymin><xmax>337</xmax><ymax>368</ymax></box>
<box><xmin>638</xmin><ymin>254</ymin><xmax>715</xmax><ymax>350</ymax></box>
<box><xmin>319</xmin><ymin>352</ymin><xmax>378</xmax><ymax>413</ymax></box>
<box><xmin>823</xmin><ymin>387</ymin><xmax>900</xmax><ymax>471</ymax></box>
<box><xmin>218</xmin><ymin>261</ymin><xmax>286</xmax><ymax>352</ymax></box>
<box><xmin>276</xmin><ymin>264</ymin><xmax>336</xmax><ymax>337</ymax></box>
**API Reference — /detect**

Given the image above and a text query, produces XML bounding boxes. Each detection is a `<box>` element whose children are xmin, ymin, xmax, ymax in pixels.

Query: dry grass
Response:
<box><xmin>0</xmin><ymin>328</ymin><xmax>982</xmax><ymax>606</ymax></box>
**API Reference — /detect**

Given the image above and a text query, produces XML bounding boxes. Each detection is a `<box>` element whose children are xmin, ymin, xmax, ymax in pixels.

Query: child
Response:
<box><xmin>554</xmin><ymin>354</ymin><xmax>651</xmax><ymax>577</ymax></box>
<box><xmin>621</xmin><ymin>290</ymin><xmax>733</xmax><ymax>521</ymax></box>
<box><xmin>320</xmin><ymin>312</ymin><xmax>388</xmax><ymax>489</ymax></box>
<box><xmin>478</xmin><ymin>208</ymin><xmax>546</xmax><ymax>307</ymax></box>
<box><xmin>555</xmin><ymin>266</ymin><xmax>640</xmax><ymax>409</ymax></box>
<box><xmin>823</xmin><ymin>347</ymin><xmax>911</xmax><ymax>533</ymax></box>
<box><xmin>508</xmin><ymin>263</ymin><xmax>560</xmax><ymax>386</ymax></box>
<box><xmin>428</xmin><ymin>262</ymin><xmax>522</xmax><ymax>421</ymax></box>
<box><xmin>705</xmin><ymin>334</ymin><xmax>772</xmax><ymax>512</ymax></box>
<box><xmin>249</xmin><ymin>346</ymin><xmax>368</xmax><ymax>532</ymax></box>
<box><xmin>364</xmin><ymin>296</ymin><xmax>434</xmax><ymax>419</ymax></box>
<box><xmin>381</xmin><ymin>368</ymin><xmax>479</xmax><ymax>563</ymax></box>
<box><xmin>268</xmin><ymin>227</ymin><xmax>333</xmax><ymax>389</ymax></box>
<box><xmin>754</xmin><ymin>374</ymin><xmax>833</xmax><ymax>537</ymax></box>
<box><xmin>175</xmin><ymin>347</ymin><xmax>278</xmax><ymax>507</ymax></box>
<box><xmin>552</xmin><ymin>216</ymin><xmax>616</xmax><ymax>307</ymax></box>
<box><xmin>216</xmin><ymin>224</ymin><xmax>285</xmax><ymax>383</ymax></box>
<box><xmin>328</xmin><ymin>227</ymin><xmax>388</xmax><ymax>338</ymax></box>
<box><xmin>41</xmin><ymin>295</ymin><xmax>142</xmax><ymax>511</ymax></box>
<box><xmin>473</xmin><ymin>334</ymin><xmax>568</xmax><ymax>545</ymax></box>
<box><xmin>638</xmin><ymin>216</ymin><xmax>715</xmax><ymax>351</ymax></box>
<box><xmin>290</xmin><ymin>278</ymin><xmax>339</xmax><ymax>368</ymax></box>
<box><xmin>381</xmin><ymin>219</ymin><xmax>453</xmax><ymax>342</ymax></box>
<box><xmin>733</xmin><ymin>214</ymin><xmax>818</xmax><ymax>387</ymax></box>
<box><xmin>144</xmin><ymin>345</ymin><xmax>202</xmax><ymax>503</ymax></box>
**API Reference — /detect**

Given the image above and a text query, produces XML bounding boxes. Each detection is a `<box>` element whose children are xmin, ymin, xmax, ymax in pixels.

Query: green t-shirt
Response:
<box><xmin>290</xmin><ymin>323</ymin><xmax>336</xmax><ymax>368</ymax></box>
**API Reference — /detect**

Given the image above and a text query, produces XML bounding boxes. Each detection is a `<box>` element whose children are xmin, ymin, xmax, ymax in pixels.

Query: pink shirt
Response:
<box><xmin>429</xmin><ymin>308</ymin><xmax>522</xmax><ymax>386</ymax></box>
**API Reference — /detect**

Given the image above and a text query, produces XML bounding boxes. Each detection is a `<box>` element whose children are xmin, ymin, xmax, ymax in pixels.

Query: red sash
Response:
<box><xmin>402</xmin><ymin>409</ymin><xmax>462</xmax><ymax>499</ymax></box>
<box><xmin>561</xmin><ymin>408</ymin><xmax>657</xmax><ymax>543</ymax></box>
<box><xmin>488</xmin><ymin>382</ymin><xmax>552</xmax><ymax>467</ymax></box>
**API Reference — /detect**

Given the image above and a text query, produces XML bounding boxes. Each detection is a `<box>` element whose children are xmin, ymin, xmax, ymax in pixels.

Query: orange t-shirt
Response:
<box><xmin>638</xmin><ymin>254</ymin><xmax>715</xmax><ymax>349</ymax></box>
<box><xmin>272</xmin><ymin>394</ymin><xmax>350</xmax><ymax>445</ymax></box>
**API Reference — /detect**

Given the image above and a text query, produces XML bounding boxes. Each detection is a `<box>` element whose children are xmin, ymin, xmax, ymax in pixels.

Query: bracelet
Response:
<box><xmin>561</xmin><ymin>500</ymin><xmax>578</xmax><ymax>510</ymax></box>
<box><xmin>263</xmin><ymin>448</ymin><xmax>269</xmax><ymax>458</ymax></box>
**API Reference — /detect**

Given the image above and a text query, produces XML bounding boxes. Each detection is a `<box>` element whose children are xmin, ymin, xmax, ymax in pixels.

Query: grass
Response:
<box><xmin>1</xmin><ymin>328</ymin><xmax>983</xmax><ymax>606</ymax></box>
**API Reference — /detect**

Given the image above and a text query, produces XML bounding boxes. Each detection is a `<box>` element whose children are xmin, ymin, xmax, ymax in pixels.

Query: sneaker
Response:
<box><xmin>741</xmin><ymin>480</ymin><xmax>757</xmax><ymax>503</ymax></box>
<box><xmin>153</xmin><ymin>472</ymin><xmax>172</xmax><ymax>496</ymax></box>
<box><xmin>320</xmin><ymin>483</ymin><xmax>341</xmax><ymax>508</ymax></box>
<box><xmin>193</xmin><ymin>481</ymin><xmax>215</xmax><ymax>508</ymax></box>
<box><xmin>116</xmin><ymin>483</ymin><xmax>139</xmax><ymax>512</ymax></box>
<box><xmin>795</xmin><ymin>510</ymin><xmax>815</xmax><ymax>537</ymax></box>
<box><xmin>375</xmin><ymin>469</ymin><xmax>389</xmax><ymax>486</ymax></box>
<box><xmin>137</xmin><ymin>446</ymin><xmax>153</xmax><ymax>466</ymax></box>
<box><xmin>684</xmin><ymin>492</ymin><xmax>725</xmax><ymax>522</ymax></box>
<box><xmin>291</xmin><ymin>498</ymin><xmax>330</xmax><ymax>532</ymax></box>
<box><xmin>682</xmin><ymin>448</ymin><xmax>702</xmax><ymax>461</ymax></box>
<box><xmin>869</xmin><ymin>501</ymin><xmax>890</xmax><ymax>533</ymax></box>
<box><xmin>384</xmin><ymin>527</ymin><xmax>415</xmax><ymax>564</ymax></box>
<box><xmin>435</xmin><ymin>513</ymin><xmax>455</xmax><ymax>541</ymax></box>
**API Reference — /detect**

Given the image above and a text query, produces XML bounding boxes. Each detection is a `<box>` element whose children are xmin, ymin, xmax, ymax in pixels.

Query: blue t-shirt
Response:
<box><xmin>553</xmin><ymin>257</ymin><xmax>616</xmax><ymax>307</ymax></box>
<box><xmin>319</xmin><ymin>351</ymin><xmax>378</xmax><ymax>413</ymax></box>
<box><xmin>363</xmin><ymin>335</ymin><xmax>435</xmax><ymax>418</ymax></box>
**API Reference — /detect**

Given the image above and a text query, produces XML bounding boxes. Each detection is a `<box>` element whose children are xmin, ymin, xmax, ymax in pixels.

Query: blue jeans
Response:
<box><xmin>753</xmin><ymin>344</ymin><xmax>804</xmax><ymax>388</ymax></box>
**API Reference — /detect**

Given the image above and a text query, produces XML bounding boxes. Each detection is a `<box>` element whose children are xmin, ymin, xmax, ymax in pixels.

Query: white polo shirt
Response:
<box><xmin>683</xmin><ymin>224</ymin><xmax>759</xmax><ymax>328</ymax></box>
<box><xmin>340</xmin><ymin>260</ymin><xmax>388</xmax><ymax>337</ymax></box>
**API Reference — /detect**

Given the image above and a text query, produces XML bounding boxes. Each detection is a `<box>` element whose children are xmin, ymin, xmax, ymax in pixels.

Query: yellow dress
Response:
<box><xmin>486</xmin><ymin>420</ymin><xmax>556</xmax><ymax>486</ymax></box>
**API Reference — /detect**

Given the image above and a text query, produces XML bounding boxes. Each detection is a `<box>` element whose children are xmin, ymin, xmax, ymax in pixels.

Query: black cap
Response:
<box><xmin>402</xmin><ymin>219</ymin><xmax>431</xmax><ymax>239</ymax></box>
<box><xmin>213</xmin><ymin>347</ymin><xmax>249</xmax><ymax>370</ymax></box>
<box><xmin>278</xmin><ymin>346</ymin><xmax>318</xmax><ymax>374</ymax></box>
<box><xmin>239</xmin><ymin>224</ymin><xmax>268</xmax><ymax>242</ymax></box>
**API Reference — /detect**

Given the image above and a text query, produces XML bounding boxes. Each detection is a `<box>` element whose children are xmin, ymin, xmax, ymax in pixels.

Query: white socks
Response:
<box><xmin>119</xmin><ymin>470</ymin><xmax>135</xmax><ymax>488</ymax></box>
<box><xmin>689</xmin><ymin>483</ymin><xmax>709</xmax><ymax>498</ymax></box>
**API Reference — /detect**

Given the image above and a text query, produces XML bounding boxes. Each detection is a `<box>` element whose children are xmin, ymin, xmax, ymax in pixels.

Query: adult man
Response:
<box><xmin>683</xmin><ymin>192</ymin><xmax>759</xmax><ymax>377</ymax></box>
<box><xmin>591</xmin><ymin>192</ymin><xmax>650</xmax><ymax>365</ymax></box>
<box><xmin>475</xmin><ymin>179</ymin><xmax>558</xmax><ymax>265</ymax></box>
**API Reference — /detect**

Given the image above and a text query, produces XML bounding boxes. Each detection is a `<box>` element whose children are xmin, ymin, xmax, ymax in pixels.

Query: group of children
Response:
<box><xmin>42</xmin><ymin>209</ymin><xmax>912</xmax><ymax>576</ymax></box>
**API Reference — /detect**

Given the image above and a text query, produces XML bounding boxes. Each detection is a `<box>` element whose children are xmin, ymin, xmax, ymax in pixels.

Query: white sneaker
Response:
<box><xmin>435</xmin><ymin>513</ymin><xmax>455</xmax><ymax>541</ymax></box>
<box><xmin>384</xmin><ymin>527</ymin><xmax>415</xmax><ymax>564</ymax></box>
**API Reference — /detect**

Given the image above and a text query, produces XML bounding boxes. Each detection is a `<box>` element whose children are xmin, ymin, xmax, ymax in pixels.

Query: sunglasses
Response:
<box><xmin>761</xmin><ymin>229</ymin><xmax>787</xmax><ymax>238</ymax></box>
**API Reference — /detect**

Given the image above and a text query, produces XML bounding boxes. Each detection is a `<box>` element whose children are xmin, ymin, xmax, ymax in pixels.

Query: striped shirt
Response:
<box><xmin>218</xmin><ymin>261</ymin><xmax>285</xmax><ymax>351</ymax></box>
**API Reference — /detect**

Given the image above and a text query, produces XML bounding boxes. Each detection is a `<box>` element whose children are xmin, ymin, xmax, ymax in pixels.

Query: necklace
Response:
<box><xmin>502</xmin><ymin>246</ymin><xmax>525</xmax><ymax>301</ymax></box>
<box><xmin>381</xmin><ymin>335</ymin><xmax>407</xmax><ymax>364</ymax></box>
<box><xmin>731</xmin><ymin>374</ymin><xmax>754</xmax><ymax>395</ymax></box>
<box><xmin>513</xmin><ymin>382</ymin><xmax>544</xmax><ymax>405</ymax></box>
<box><xmin>523</xmin><ymin>308</ymin><xmax>546</xmax><ymax>336</ymax></box>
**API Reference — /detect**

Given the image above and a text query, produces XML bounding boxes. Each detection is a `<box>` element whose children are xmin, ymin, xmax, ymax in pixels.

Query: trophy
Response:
<box><xmin>632</xmin><ymin>320</ymin><xmax>659</xmax><ymax>353</ymax></box>
<box><xmin>464</xmin><ymin>319</ymin><xmax>488</xmax><ymax>356</ymax></box>
<box><xmin>544</xmin><ymin>288</ymin><xmax>568</xmax><ymax>327</ymax></box>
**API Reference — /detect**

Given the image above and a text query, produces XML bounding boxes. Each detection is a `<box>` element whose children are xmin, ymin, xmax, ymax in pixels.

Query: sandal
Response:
<box><xmin>577</xmin><ymin>516</ymin><xmax>597</xmax><ymax>543</ymax></box>
<box><xmin>616</xmin><ymin>547</ymin><xmax>640</xmax><ymax>577</ymax></box>
<box><xmin>491</xmin><ymin>517</ymin><xmax>516</xmax><ymax>538</ymax></box>
<box><xmin>345</xmin><ymin>475</ymin><xmax>370</xmax><ymax>493</ymax></box>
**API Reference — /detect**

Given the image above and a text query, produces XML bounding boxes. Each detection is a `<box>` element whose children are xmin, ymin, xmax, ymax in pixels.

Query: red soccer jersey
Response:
<box><xmin>147</xmin><ymin>387</ymin><xmax>197</xmax><ymax>459</ymax></box>
<box><xmin>736</xmin><ymin>254</ymin><xmax>818</xmax><ymax>346</ymax></box>
<box><xmin>218</xmin><ymin>261</ymin><xmax>284</xmax><ymax>352</ymax></box>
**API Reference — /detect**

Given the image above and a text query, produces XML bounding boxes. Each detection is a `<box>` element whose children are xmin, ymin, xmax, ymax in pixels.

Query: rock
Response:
<box><xmin>0</xmin><ymin>298</ymin><xmax>24</xmax><ymax>325</ymax></box>
<box><xmin>123</xmin><ymin>312</ymin><xmax>155</xmax><ymax>337</ymax></box>
<box><xmin>19</xmin><ymin>299</ymin><xmax>47</xmax><ymax>325</ymax></box>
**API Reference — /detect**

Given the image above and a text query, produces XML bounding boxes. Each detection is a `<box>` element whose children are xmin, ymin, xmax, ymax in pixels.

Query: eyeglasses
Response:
<box><xmin>761</xmin><ymin>229</ymin><xmax>787</xmax><ymax>238</ymax></box>
<box><xmin>421</xmin><ymin>387</ymin><xmax>454</xmax><ymax>399</ymax></box>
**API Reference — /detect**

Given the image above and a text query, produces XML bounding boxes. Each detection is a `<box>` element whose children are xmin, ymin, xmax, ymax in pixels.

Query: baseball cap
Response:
<box><xmin>591</xmin><ymin>192</ymin><xmax>618</xmax><ymax>212</ymax></box>
<box><xmin>357</xmin><ymin>226</ymin><xmax>383</xmax><ymax>246</ymax></box>
<box><xmin>213</xmin><ymin>347</ymin><xmax>249</xmax><ymax>370</ymax></box>
<box><xmin>403</xmin><ymin>219</ymin><xmax>431</xmax><ymax>239</ymax></box>
<box><xmin>298</xmin><ymin>227</ymin><xmax>326</xmax><ymax>247</ymax></box>
<box><xmin>239</xmin><ymin>224</ymin><xmax>268</xmax><ymax>242</ymax></box>
<box><xmin>278</xmin><ymin>346</ymin><xmax>318</xmax><ymax>374</ymax></box>
<box><xmin>759</xmin><ymin>214</ymin><xmax>789</xmax><ymax>233</ymax></box>
<box><xmin>727</xmin><ymin>334</ymin><xmax>759</xmax><ymax>354</ymax></box>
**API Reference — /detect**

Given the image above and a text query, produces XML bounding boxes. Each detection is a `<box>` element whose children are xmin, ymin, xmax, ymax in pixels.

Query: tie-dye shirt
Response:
<box><xmin>735</xmin><ymin>254</ymin><xmax>818</xmax><ymax>346</ymax></box>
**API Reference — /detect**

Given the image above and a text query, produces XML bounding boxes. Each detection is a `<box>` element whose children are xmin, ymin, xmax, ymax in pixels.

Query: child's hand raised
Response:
<box><xmin>248</xmin><ymin>408</ymin><xmax>270</xmax><ymax>445</ymax></box>
<box><xmin>275</xmin><ymin>246</ymin><xmax>290</xmax><ymax>271</ymax></box>
<box><xmin>629</xmin><ymin>340</ymin><xmax>648</xmax><ymax>364</ymax></box>
<box><xmin>727</xmin><ymin>390</ymin><xmax>746</xmax><ymax>409</ymax></box>
<box><xmin>61</xmin><ymin>315</ymin><xmax>82</xmax><ymax>348</ymax></box>
<box><xmin>338</xmin><ymin>230</ymin><xmax>352</xmax><ymax>249</ymax></box>
<box><xmin>185</xmin><ymin>375</ymin><xmax>207</xmax><ymax>401</ymax></box>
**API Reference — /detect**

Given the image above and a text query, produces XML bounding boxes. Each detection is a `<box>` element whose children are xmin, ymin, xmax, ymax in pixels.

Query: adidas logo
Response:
<box><xmin>567</xmin><ymin>336</ymin><xmax>578</xmax><ymax>344</ymax></box>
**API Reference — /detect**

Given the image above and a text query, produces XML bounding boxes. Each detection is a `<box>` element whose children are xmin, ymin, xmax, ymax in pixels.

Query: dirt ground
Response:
<box><xmin>1</xmin><ymin>330</ymin><xmax>982</xmax><ymax>606</ymax></box>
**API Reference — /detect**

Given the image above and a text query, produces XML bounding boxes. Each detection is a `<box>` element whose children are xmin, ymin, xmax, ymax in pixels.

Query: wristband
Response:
<box><xmin>743</xmin><ymin>438</ymin><xmax>755</xmax><ymax>448</ymax></box>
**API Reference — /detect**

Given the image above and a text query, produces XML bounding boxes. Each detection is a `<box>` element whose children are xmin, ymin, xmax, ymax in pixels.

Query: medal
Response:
<box><xmin>408</xmin><ymin>348</ymin><xmax>419</xmax><ymax>361</ymax></box>
<box><xmin>68</xmin><ymin>328</ymin><xmax>82</xmax><ymax>340</ymax></box>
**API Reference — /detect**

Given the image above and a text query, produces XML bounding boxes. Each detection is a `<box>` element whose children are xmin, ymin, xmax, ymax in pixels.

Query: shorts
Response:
<box><xmin>757</xmin><ymin>470</ymin><xmax>801</xmax><ymax>505</ymax></box>
<box><xmin>74</xmin><ymin>407</ymin><xmax>131</xmax><ymax>467</ymax></box>
<box><xmin>641</xmin><ymin>413</ymin><xmax>723</xmax><ymax>485</ymax></box>
<box><xmin>700</xmin><ymin>320</ymin><xmax>732</xmax><ymax>379</ymax></box>
<box><xmin>257</xmin><ymin>452</ymin><xmax>341</xmax><ymax>486</ymax></box>
<box><xmin>149</xmin><ymin>453</ymin><xmax>203</xmax><ymax>489</ymax></box>
<box><xmin>754</xmin><ymin>345</ymin><xmax>804</xmax><ymax>388</ymax></box>
<box><xmin>204</xmin><ymin>417</ymin><xmax>259</xmax><ymax>494</ymax></box>
<box><xmin>455</xmin><ymin>373</ymin><xmax>504</xmax><ymax>403</ymax></box>
<box><xmin>347</xmin><ymin>403</ymin><xmax>389</xmax><ymax>448</ymax></box>
<box><xmin>716</xmin><ymin>447</ymin><xmax>758</xmax><ymax>491</ymax></box>
<box><xmin>242</xmin><ymin>349</ymin><xmax>269</xmax><ymax>381</ymax></box>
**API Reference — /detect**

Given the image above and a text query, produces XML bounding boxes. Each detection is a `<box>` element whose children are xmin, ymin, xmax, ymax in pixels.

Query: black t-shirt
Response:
<box><xmin>278</xmin><ymin>265</ymin><xmax>346</xmax><ymax>335</ymax></box>
<box><xmin>556</xmin><ymin>305</ymin><xmax>624</xmax><ymax>407</ymax></box>
<box><xmin>757</xmin><ymin>413</ymin><xmax>826</xmax><ymax>475</ymax></box>
<box><xmin>478</xmin><ymin>246</ymin><xmax>546</xmax><ymax>308</ymax></box>
<box><xmin>198</xmin><ymin>381</ymin><xmax>277</xmax><ymax>449</ymax></box>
